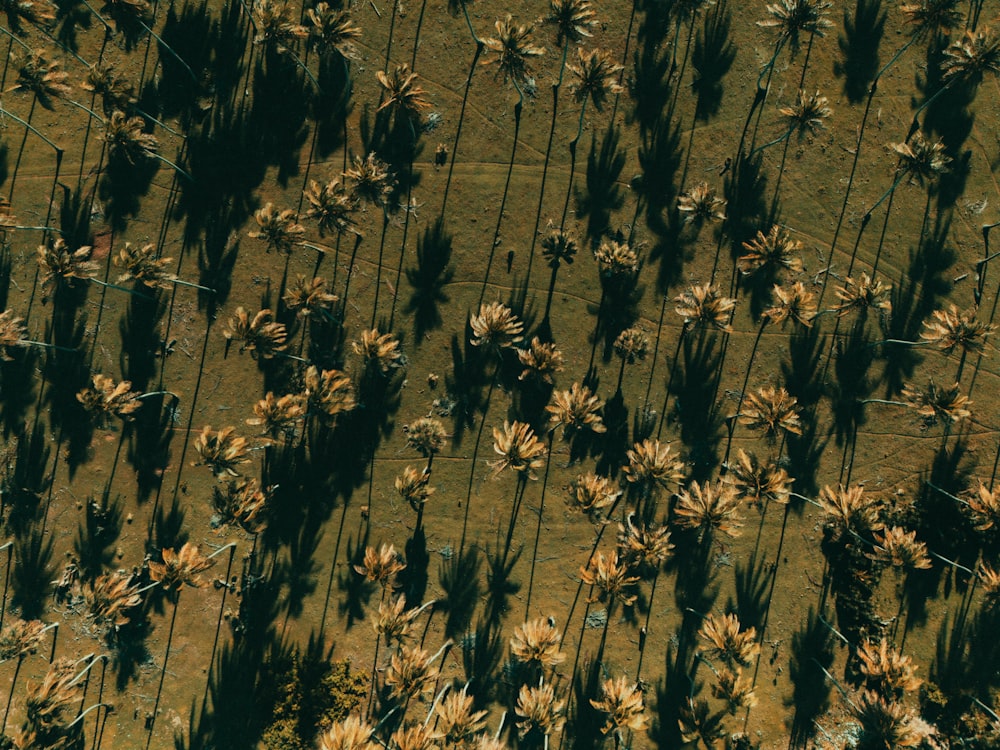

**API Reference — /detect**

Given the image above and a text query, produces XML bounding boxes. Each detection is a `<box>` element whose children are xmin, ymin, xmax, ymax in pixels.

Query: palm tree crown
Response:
<box><xmin>779</xmin><ymin>89</ymin><xmax>832</xmax><ymax>136</ymax></box>
<box><xmin>482</xmin><ymin>14</ymin><xmax>545</xmax><ymax>88</ymax></box>
<box><xmin>306</xmin><ymin>2</ymin><xmax>361</xmax><ymax>59</ymax></box>
<box><xmin>11</xmin><ymin>48</ymin><xmax>71</xmax><ymax>109</ymax></box>
<box><xmin>568</xmin><ymin>47</ymin><xmax>623</xmax><ymax>110</ymax></box>
<box><xmin>376</xmin><ymin>63</ymin><xmax>431</xmax><ymax>123</ymax></box>
<box><xmin>941</xmin><ymin>25</ymin><xmax>1000</xmax><ymax>87</ymax></box>
<box><xmin>104</xmin><ymin>111</ymin><xmax>158</xmax><ymax>165</ymax></box>
<box><xmin>303</xmin><ymin>179</ymin><xmax>359</xmax><ymax>237</ymax></box>
<box><xmin>758</xmin><ymin>0</ymin><xmax>833</xmax><ymax>50</ymax></box>
<box><xmin>545</xmin><ymin>0</ymin><xmax>597</xmax><ymax>46</ymax></box>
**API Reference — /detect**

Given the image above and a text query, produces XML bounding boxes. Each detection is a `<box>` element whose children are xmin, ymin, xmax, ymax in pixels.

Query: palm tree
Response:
<box><xmin>145</xmin><ymin>543</ymin><xmax>212</xmax><ymax>748</ymax></box>
<box><xmin>36</xmin><ymin>238</ymin><xmax>98</xmax><ymax>304</ymax></box>
<box><xmin>0</xmin><ymin>618</ymin><xmax>48</xmax><ymax>735</ymax></box>
<box><xmin>674</xmin><ymin>480</ymin><xmax>745</xmax><ymax>543</ymax></box>
<box><xmin>515</xmin><ymin>681</ymin><xmax>566</xmax><ymax>747</ymax></box>
<box><xmin>518</xmin><ymin>337</ymin><xmax>564</xmax><ymax>386</ymax></box>
<box><xmin>589</xmin><ymin>675</ymin><xmax>648</xmax><ymax>749</ymax></box>
<box><xmin>525</xmin><ymin>0</ymin><xmax>596</xmax><ymax>283</ymax></box>
<box><xmin>491</xmin><ymin>420</ymin><xmax>546</xmax><ymax>560</ymax></box>
<box><xmin>612</xmin><ymin>326</ymin><xmax>649</xmax><ymax>393</ymax></box>
<box><xmin>459</xmin><ymin>302</ymin><xmax>524</xmax><ymax>549</ymax></box>
<box><xmin>580</xmin><ymin>550</ymin><xmax>639</xmax><ymax>658</ymax></box>
<box><xmin>721</xmin><ymin>282</ymin><xmax>814</xmax><ymax>466</ymax></box>
<box><xmin>919</xmin><ymin>304</ymin><xmax>996</xmax><ymax>381</ymax></box>
<box><xmin>301</xmin><ymin>178</ymin><xmax>359</xmax><ymax>278</ymax></box>
<box><xmin>342</xmin><ymin>152</ymin><xmax>394</xmax><ymax>316</ymax></box>
<box><xmin>318</xmin><ymin>715</ymin><xmax>379</xmax><ymax>750</ymax></box>
<box><xmin>476</xmin><ymin>14</ymin><xmax>544</xmax><ymax>304</ymax></box>
<box><xmin>540</xmin><ymin>227</ymin><xmax>578</xmax><ymax>321</ymax></box>
<box><xmin>375</xmin><ymin>62</ymin><xmax>431</xmax><ymax>135</ymax></box>
<box><xmin>193</xmin><ymin>425</ymin><xmax>252</xmax><ymax>478</ymax></box>
<box><xmin>5</xmin><ymin>48</ymin><xmax>70</xmax><ymax>202</ymax></box>
<box><xmin>818</xmin><ymin>0</ymin><xmax>964</xmax><ymax>308</ymax></box>
<box><xmin>656</xmin><ymin>283</ymin><xmax>736</xmax><ymax>437</ymax></box>
<box><xmin>753</xmin><ymin>89</ymin><xmax>832</xmax><ymax>212</ymax></box>
<box><xmin>404</xmin><ymin>416</ymin><xmax>448</xmax><ymax>475</ymax></box>
<box><xmin>560</xmin><ymin>47</ymin><xmax>622</xmax><ymax>229</ymax></box>
<box><xmin>907</xmin><ymin>22</ymin><xmax>1000</xmax><ymax>138</ymax></box>
<box><xmin>223</xmin><ymin>306</ymin><xmax>289</xmax><ymax>360</ymax></box>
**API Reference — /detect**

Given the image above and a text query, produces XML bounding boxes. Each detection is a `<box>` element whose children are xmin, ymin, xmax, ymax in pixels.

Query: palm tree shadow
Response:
<box><xmin>568</xmin><ymin>656</ymin><xmax>603</xmax><ymax>750</ymax></box>
<box><xmin>906</xmin><ymin>437</ymin><xmax>976</xmax><ymax>630</ymax></box>
<box><xmin>483</xmin><ymin>539</ymin><xmax>521</xmax><ymax>626</ymax></box>
<box><xmin>129</xmin><ymin>393</ymin><xmax>177</xmax><ymax>505</ymax></box>
<box><xmin>444</xmin><ymin>329</ymin><xmax>488</xmax><ymax>448</ymax></box>
<box><xmin>915</xmin><ymin>44</ymin><xmax>975</xmax><ymax>209</ymax></box>
<box><xmin>74</xmin><ymin>490</ymin><xmax>123</xmax><ymax>582</ymax></box>
<box><xmin>197</xmin><ymin>208</ymin><xmax>241</xmax><ymax>315</ymax></box>
<box><xmin>439</xmin><ymin>545</ymin><xmax>481</xmax><ymax>640</ymax></box>
<box><xmin>157</xmin><ymin>0</ymin><xmax>219</xmax><ymax>124</ymax></box>
<box><xmin>337</xmin><ymin>530</ymin><xmax>376</xmax><ymax>629</ymax></box>
<box><xmin>829</xmin><ymin>319</ymin><xmax>875</xmax><ymax>452</ymax></box>
<box><xmin>44</xmin><ymin>307</ymin><xmax>92</xmax><ymax>476</ymax></box>
<box><xmin>881</xmin><ymin>217</ymin><xmax>954</xmax><ymax>396</ymax></box>
<box><xmin>248</xmin><ymin>50</ymin><xmax>311</xmax><ymax>186</ymax></box>
<box><xmin>834</xmin><ymin>0</ymin><xmax>886</xmax><ymax>104</ymax></box>
<box><xmin>671</xmin><ymin>329</ymin><xmax>724</xmax><ymax>481</ymax></box>
<box><xmin>119</xmin><ymin>283</ymin><xmax>167</xmax><ymax>393</ymax></box>
<box><xmin>692</xmin><ymin>0</ymin><xmax>736</xmax><ymax>121</ymax></box>
<box><xmin>406</xmin><ymin>216</ymin><xmax>455</xmax><ymax>341</ymax></box>
<box><xmin>281</xmin><ymin>513</ymin><xmax>323</xmax><ymax>621</ymax></box>
<box><xmin>400</xmin><ymin>525</ymin><xmax>429</xmax><ymax>607</ymax></box>
<box><xmin>0</xmin><ymin>346</ymin><xmax>39</xmax><ymax>439</ymax></box>
<box><xmin>11</xmin><ymin>521</ymin><xmax>55</xmax><ymax>620</ymax></box>
<box><xmin>729</xmin><ymin>552</ymin><xmax>770</xmax><ymax>631</ymax></box>
<box><xmin>724</xmin><ymin>152</ymin><xmax>769</xmax><ymax>265</ymax></box>
<box><xmin>98</xmin><ymin>148</ymin><xmax>160</xmax><ymax>232</ymax></box>
<box><xmin>575</xmin><ymin>124</ymin><xmax>626</xmax><ymax>248</ymax></box>
<box><xmin>594</xmin><ymin>390</ymin><xmax>629</xmax><ymax>478</ymax></box>
<box><xmin>4</xmin><ymin>421</ymin><xmax>51</xmax><ymax>536</ymax></box>
<box><xmin>786</xmin><ymin>606</ymin><xmax>835</xmax><ymax>749</ymax></box>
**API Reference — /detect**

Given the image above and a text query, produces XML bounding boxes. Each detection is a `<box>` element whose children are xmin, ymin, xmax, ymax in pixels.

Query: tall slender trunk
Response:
<box><xmin>459</xmin><ymin>370</ymin><xmax>498</xmax><ymax>552</ymax></box>
<box><xmin>526</xmin><ymin>42</ymin><xmax>569</xmax><ymax>286</ymax></box>
<box><xmin>7</xmin><ymin>96</ymin><xmax>38</xmax><ymax>202</ymax></box>
<box><xmin>478</xmin><ymin>99</ymin><xmax>524</xmax><ymax>309</ymax></box>
<box><xmin>524</xmin><ymin>437</ymin><xmax>553</xmax><ymax>618</ymax></box>
<box><xmin>1</xmin><ymin>654</ymin><xmax>24</xmax><ymax>736</ymax></box>
<box><xmin>144</xmin><ymin>596</ymin><xmax>180</xmax><ymax>749</ymax></box>
<box><xmin>721</xmin><ymin>320</ymin><xmax>768</xmax><ymax>469</ymax></box>
<box><xmin>440</xmin><ymin>43</ymin><xmax>485</xmax><ymax>217</ymax></box>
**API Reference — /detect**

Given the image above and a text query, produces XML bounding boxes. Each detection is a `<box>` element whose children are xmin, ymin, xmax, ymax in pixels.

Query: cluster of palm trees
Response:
<box><xmin>0</xmin><ymin>0</ymin><xmax>997</xmax><ymax>748</ymax></box>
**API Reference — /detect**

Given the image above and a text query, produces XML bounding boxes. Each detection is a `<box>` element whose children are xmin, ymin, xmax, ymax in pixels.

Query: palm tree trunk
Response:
<box><xmin>7</xmin><ymin>96</ymin><xmax>38</xmax><ymax>202</ymax></box>
<box><xmin>667</xmin><ymin>16</ymin><xmax>697</xmax><ymax>114</ymax></box>
<box><xmin>371</xmin><ymin>212</ymin><xmax>391</xmax><ymax>327</ymax></box>
<box><xmin>144</xmin><ymin>596</ymin><xmax>180</xmax><ymax>750</ymax></box>
<box><xmin>524</xmin><ymin>437</ymin><xmax>554</xmax><ymax>618</ymax></box>
<box><xmin>339</xmin><ymin>232</ymin><xmax>365</xmax><ymax>318</ymax></box>
<box><xmin>656</xmin><ymin>327</ymin><xmax>688</xmax><ymax>439</ymax></box>
<box><xmin>410</xmin><ymin>0</ymin><xmax>429</xmax><ymax>68</ymax></box>
<box><xmin>440</xmin><ymin>42</ymin><xmax>485</xmax><ymax>217</ymax></box>
<box><xmin>869</xmin><ymin>184</ymin><xmax>899</xmax><ymax>277</ymax></box>
<box><xmin>818</xmin><ymin>34</ymin><xmax>917</xmax><ymax>306</ymax></box>
<box><xmin>319</xmin><ymin>497</ymin><xmax>351</xmax><ymax>633</ymax></box>
<box><xmin>721</xmin><ymin>320</ymin><xmax>768</xmax><ymax>469</ymax></box>
<box><xmin>643</xmin><ymin>294</ymin><xmax>670</xmax><ymax>413</ymax></box>
<box><xmin>559</xmin><ymin>99</ymin><xmax>589</xmax><ymax>230</ymax></box>
<box><xmin>478</xmin><ymin>96</ymin><xmax>524</xmax><ymax>309</ymax></box>
<box><xmin>459</xmin><ymin>370</ymin><xmax>498</xmax><ymax>552</ymax></box>
<box><xmin>526</xmin><ymin>41</ymin><xmax>569</xmax><ymax>286</ymax></box>
<box><xmin>1</xmin><ymin>654</ymin><xmax>24</xmax><ymax>736</ymax></box>
<box><xmin>201</xmin><ymin>543</ymin><xmax>236</xmax><ymax>713</ymax></box>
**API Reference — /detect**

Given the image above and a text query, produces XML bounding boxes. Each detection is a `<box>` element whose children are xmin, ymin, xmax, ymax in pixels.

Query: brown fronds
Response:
<box><xmin>490</xmin><ymin>420</ymin><xmax>546</xmax><ymax>478</ymax></box>
<box><xmin>194</xmin><ymin>425</ymin><xmax>252</xmax><ymax>477</ymax></box>
<box><xmin>674</xmin><ymin>480</ymin><xmax>744</xmax><ymax>540</ymax></box>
